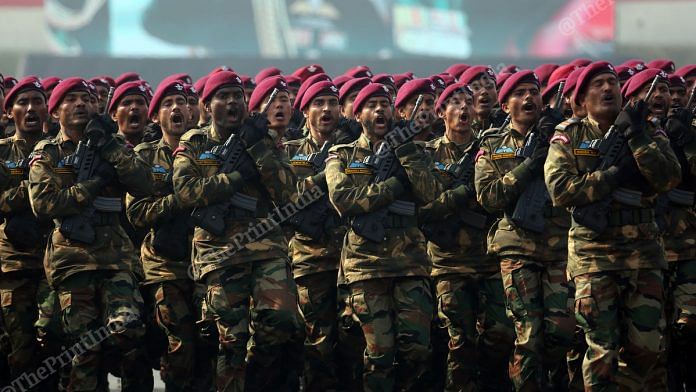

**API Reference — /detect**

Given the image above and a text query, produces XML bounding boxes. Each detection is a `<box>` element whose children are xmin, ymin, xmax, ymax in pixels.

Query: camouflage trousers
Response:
<box><xmin>573</xmin><ymin>269</ymin><xmax>666</xmax><ymax>391</ymax></box>
<box><xmin>204</xmin><ymin>257</ymin><xmax>302</xmax><ymax>392</ymax></box>
<box><xmin>295</xmin><ymin>270</ymin><xmax>339</xmax><ymax>391</ymax></box>
<box><xmin>500</xmin><ymin>259</ymin><xmax>575</xmax><ymax>391</ymax></box>
<box><xmin>57</xmin><ymin>270</ymin><xmax>152</xmax><ymax>392</ymax></box>
<box><xmin>148</xmin><ymin>280</ymin><xmax>197</xmax><ymax>391</ymax></box>
<box><xmin>192</xmin><ymin>282</ymin><xmax>217</xmax><ymax>392</ymax></box>
<box><xmin>435</xmin><ymin>272</ymin><xmax>515</xmax><ymax>392</ymax></box>
<box><xmin>335</xmin><ymin>283</ymin><xmax>366</xmax><ymax>391</ymax></box>
<box><xmin>349</xmin><ymin>277</ymin><xmax>433</xmax><ymax>392</ymax></box>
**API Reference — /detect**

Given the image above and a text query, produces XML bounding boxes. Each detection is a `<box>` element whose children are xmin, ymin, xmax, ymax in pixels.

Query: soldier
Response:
<box><xmin>171</xmin><ymin>71</ymin><xmax>300</xmax><ymax>391</ymax></box>
<box><xmin>194</xmin><ymin>76</ymin><xmax>211</xmax><ymax>128</ymax></box>
<box><xmin>184</xmin><ymin>83</ymin><xmax>200</xmax><ymax>131</ymax></box>
<box><xmin>675</xmin><ymin>64</ymin><xmax>696</xmax><ymax>92</ymax></box>
<box><xmin>394</xmin><ymin>79</ymin><xmax>437</xmax><ymax>135</ymax></box>
<box><xmin>458</xmin><ymin>66</ymin><xmax>506</xmax><ymax>133</ymax></box>
<box><xmin>28</xmin><ymin>77</ymin><xmax>154</xmax><ymax>391</ymax></box>
<box><xmin>544</xmin><ymin>62</ymin><xmax>682</xmax><ymax>390</ymax></box>
<box><xmin>125</xmin><ymin>79</ymin><xmax>200</xmax><ymax>391</ymax></box>
<box><xmin>0</xmin><ymin>77</ymin><xmax>58</xmax><ymax>389</ymax></box>
<box><xmin>110</xmin><ymin>81</ymin><xmax>150</xmax><ymax>147</ymax></box>
<box><xmin>248</xmin><ymin>76</ymin><xmax>293</xmax><ymax>145</ymax></box>
<box><xmin>325</xmin><ymin>83</ymin><xmax>442</xmax><ymax>391</ymax></box>
<box><xmin>474</xmin><ymin>70</ymin><xmax>575</xmax><ymax>391</ymax></box>
<box><xmin>420</xmin><ymin>82</ymin><xmax>515</xmax><ymax>391</ymax></box>
<box><xmin>89</xmin><ymin>77</ymin><xmax>113</xmax><ymax>114</ymax></box>
<box><xmin>339</xmin><ymin>77</ymin><xmax>372</xmax><ymax>121</ymax></box>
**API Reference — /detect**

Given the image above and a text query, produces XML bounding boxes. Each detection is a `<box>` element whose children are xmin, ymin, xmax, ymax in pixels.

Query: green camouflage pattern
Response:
<box><xmin>28</xmin><ymin>131</ymin><xmax>152</xmax><ymax>287</ymax></box>
<box><xmin>172</xmin><ymin>124</ymin><xmax>296</xmax><ymax>279</ymax></box>
<box><xmin>349</xmin><ymin>277</ymin><xmax>433</xmax><ymax>392</ymax></box>
<box><xmin>544</xmin><ymin>117</ymin><xmax>682</xmax><ymax>278</ymax></box>
<box><xmin>434</xmin><ymin>272</ymin><xmax>515</xmax><ymax>391</ymax></box>
<box><xmin>573</xmin><ymin>269</ymin><xmax>665</xmax><ymax>390</ymax></box>
<box><xmin>663</xmin><ymin>129</ymin><xmax>696</xmax><ymax>263</ymax></box>
<box><xmin>203</xmin><ymin>257</ymin><xmax>301</xmax><ymax>392</ymax></box>
<box><xmin>500</xmin><ymin>258</ymin><xmax>575</xmax><ymax>390</ymax></box>
<box><xmin>474</xmin><ymin>123</ymin><xmax>570</xmax><ymax>262</ymax></box>
<box><xmin>126</xmin><ymin>138</ymin><xmax>191</xmax><ymax>284</ymax></box>
<box><xmin>325</xmin><ymin>133</ymin><xmax>442</xmax><ymax>284</ymax></box>
<box><xmin>422</xmin><ymin>135</ymin><xmax>498</xmax><ymax>277</ymax></box>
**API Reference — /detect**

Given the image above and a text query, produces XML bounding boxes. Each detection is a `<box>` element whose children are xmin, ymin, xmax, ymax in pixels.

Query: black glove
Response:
<box><xmin>239</xmin><ymin>113</ymin><xmax>268</xmax><ymax>147</ymax></box>
<box><xmin>85</xmin><ymin>114</ymin><xmax>117</xmax><ymax>147</ymax></box>
<box><xmin>666</xmin><ymin>108</ymin><xmax>695</xmax><ymax>147</ymax></box>
<box><xmin>152</xmin><ymin>220</ymin><xmax>190</xmax><ymax>261</ymax></box>
<box><xmin>527</xmin><ymin>146</ymin><xmax>549</xmax><ymax>174</ymax></box>
<box><xmin>451</xmin><ymin>183</ymin><xmax>474</xmax><ymax>204</ymax></box>
<box><xmin>537</xmin><ymin>106</ymin><xmax>566</xmax><ymax>142</ymax></box>
<box><xmin>93</xmin><ymin>161</ymin><xmax>117</xmax><ymax>185</ymax></box>
<box><xmin>235</xmin><ymin>153</ymin><xmax>259</xmax><ymax>182</ymax></box>
<box><xmin>391</xmin><ymin>163</ymin><xmax>411</xmax><ymax>190</ymax></box>
<box><xmin>615</xmin><ymin>100</ymin><xmax>648</xmax><ymax>140</ymax></box>
<box><xmin>4</xmin><ymin>212</ymin><xmax>41</xmax><ymax>249</ymax></box>
<box><xmin>142</xmin><ymin>122</ymin><xmax>163</xmax><ymax>143</ymax></box>
<box><xmin>335</xmin><ymin>117</ymin><xmax>362</xmax><ymax>143</ymax></box>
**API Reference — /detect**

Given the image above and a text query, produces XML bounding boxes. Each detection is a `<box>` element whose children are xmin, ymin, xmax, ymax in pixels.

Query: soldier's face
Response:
<box><xmin>341</xmin><ymin>91</ymin><xmax>360</xmax><ymax>118</ymax></box>
<box><xmin>502</xmin><ymin>83</ymin><xmax>541</xmax><ymax>127</ymax></box>
<box><xmin>245</xmin><ymin>88</ymin><xmax>254</xmax><ymax>105</ymax></box>
<box><xmin>686</xmin><ymin>77</ymin><xmax>696</xmax><ymax>93</ymax></box>
<box><xmin>112</xmin><ymin>94</ymin><xmax>148</xmax><ymax>136</ymax></box>
<box><xmin>357</xmin><ymin>96</ymin><xmax>393</xmax><ymax>138</ymax></box>
<box><xmin>564</xmin><ymin>95</ymin><xmax>586</xmax><ymax>119</ymax></box>
<box><xmin>95</xmin><ymin>85</ymin><xmax>109</xmax><ymax>113</ymax></box>
<box><xmin>156</xmin><ymin>94</ymin><xmax>190</xmax><ymax>137</ymax></box>
<box><xmin>198</xmin><ymin>98</ymin><xmax>210</xmax><ymax>125</ymax></box>
<box><xmin>53</xmin><ymin>91</ymin><xmax>92</xmax><ymax>131</ymax></box>
<box><xmin>439</xmin><ymin>91</ymin><xmax>474</xmax><ymax>135</ymax></box>
<box><xmin>288</xmin><ymin>88</ymin><xmax>298</xmax><ymax>106</ymax></box>
<box><xmin>580</xmin><ymin>73</ymin><xmax>620</xmax><ymax>121</ymax></box>
<box><xmin>304</xmin><ymin>94</ymin><xmax>340</xmax><ymax>136</ymax></box>
<box><xmin>207</xmin><ymin>86</ymin><xmax>246</xmax><ymax>130</ymax></box>
<box><xmin>669</xmin><ymin>86</ymin><xmax>688</xmax><ymax>115</ymax></box>
<box><xmin>186</xmin><ymin>96</ymin><xmax>200</xmax><ymax>130</ymax></box>
<box><xmin>469</xmin><ymin>75</ymin><xmax>498</xmax><ymax>118</ymax></box>
<box><xmin>640</xmin><ymin>82</ymin><xmax>670</xmax><ymax>119</ymax></box>
<box><xmin>398</xmin><ymin>93</ymin><xmax>436</xmax><ymax>130</ymax></box>
<box><xmin>9</xmin><ymin>90</ymin><xmax>47</xmax><ymax>134</ymax></box>
<box><xmin>262</xmin><ymin>91</ymin><xmax>292</xmax><ymax>131</ymax></box>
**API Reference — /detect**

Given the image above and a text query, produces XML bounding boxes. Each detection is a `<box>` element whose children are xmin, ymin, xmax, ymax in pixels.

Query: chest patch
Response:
<box><xmin>491</xmin><ymin>146</ymin><xmax>516</xmax><ymax>160</ymax></box>
<box><xmin>290</xmin><ymin>153</ymin><xmax>312</xmax><ymax>168</ymax></box>
<box><xmin>196</xmin><ymin>151</ymin><xmax>220</xmax><ymax>166</ymax></box>
<box><xmin>345</xmin><ymin>160</ymin><xmax>372</xmax><ymax>175</ymax></box>
<box><xmin>573</xmin><ymin>139</ymin><xmax>600</xmax><ymax>156</ymax></box>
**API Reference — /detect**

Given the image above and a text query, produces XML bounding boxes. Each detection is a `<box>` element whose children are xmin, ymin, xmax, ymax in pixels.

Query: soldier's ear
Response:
<box><xmin>51</xmin><ymin>110</ymin><xmax>60</xmax><ymax>121</ymax></box>
<box><xmin>204</xmin><ymin>101</ymin><xmax>212</xmax><ymax>114</ymax></box>
<box><xmin>501</xmin><ymin>102</ymin><xmax>510</xmax><ymax>114</ymax></box>
<box><xmin>437</xmin><ymin>109</ymin><xmax>445</xmax><ymax>120</ymax></box>
<box><xmin>397</xmin><ymin>106</ymin><xmax>409</xmax><ymax>120</ymax></box>
<box><xmin>111</xmin><ymin>111</ymin><xmax>118</xmax><ymax>123</ymax></box>
<box><xmin>302</xmin><ymin>109</ymin><xmax>309</xmax><ymax>119</ymax></box>
<box><xmin>151</xmin><ymin>115</ymin><xmax>159</xmax><ymax>124</ymax></box>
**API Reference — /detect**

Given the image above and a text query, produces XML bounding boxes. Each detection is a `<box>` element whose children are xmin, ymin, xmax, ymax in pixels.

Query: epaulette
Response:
<box><xmin>0</xmin><ymin>137</ymin><xmax>12</xmax><ymax>146</ymax></box>
<box><xmin>180</xmin><ymin>127</ymin><xmax>208</xmax><ymax>143</ymax></box>
<box><xmin>33</xmin><ymin>138</ymin><xmax>59</xmax><ymax>152</ymax></box>
<box><xmin>133</xmin><ymin>140</ymin><xmax>158</xmax><ymax>153</ymax></box>
<box><xmin>424</xmin><ymin>137</ymin><xmax>441</xmax><ymax>150</ymax></box>
<box><xmin>478</xmin><ymin>127</ymin><xmax>501</xmax><ymax>142</ymax></box>
<box><xmin>555</xmin><ymin>117</ymin><xmax>581</xmax><ymax>132</ymax></box>
<box><xmin>282</xmin><ymin>138</ymin><xmax>304</xmax><ymax>148</ymax></box>
<box><xmin>328</xmin><ymin>140</ymin><xmax>358</xmax><ymax>153</ymax></box>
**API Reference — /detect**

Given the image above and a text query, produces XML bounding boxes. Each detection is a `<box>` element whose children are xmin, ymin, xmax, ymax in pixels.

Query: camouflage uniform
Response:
<box><xmin>172</xmin><ymin>123</ymin><xmax>301</xmax><ymax>391</ymax></box>
<box><xmin>28</xmin><ymin>130</ymin><xmax>153</xmax><ymax>392</ymax></box>
<box><xmin>421</xmin><ymin>135</ymin><xmax>515</xmax><ymax>391</ymax></box>
<box><xmin>326</xmin><ymin>133</ymin><xmax>442</xmax><ymax>391</ymax></box>
<box><xmin>474</xmin><ymin>123</ymin><xmax>575</xmax><ymax>390</ymax></box>
<box><xmin>544</xmin><ymin>116</ymin><xmax>682</xmax><ymax>390</ymax></box>
<box><xmin>126</xmin><ymin>138</ymin><xmax>199</xmax><ymax>391</ymax></box>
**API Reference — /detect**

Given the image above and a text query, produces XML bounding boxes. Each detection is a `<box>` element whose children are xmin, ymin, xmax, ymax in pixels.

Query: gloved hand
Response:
<box><xmin>451</xmin><ymin>183</ymin><xmax>474</xmax><ymax>204</ymax></box>
<box><xmin>85</xmin><ymin>114</ymin><xmax>117</xmax><ymax>147</ymax></box>
<box><xmin>94</xmin><ymin>160</ymin><xmax>117</xmax><ymax>186</ymax></box>
<box><xmin>537</xmin><ymin>106</ymin><xmax>566</xmax><ymax>142</ymax></box>
<box><xmin>603</xmin><ymin>153</ymin><xmax>640</xmax><ymax>188</ymax></box>
<box><xmin>527</xmin><ymin>146</ymin><xmax>549</xmax><ymax>174</ymax></box>
<box><xmin>666</xmin><ymin>107</ymin><xmax>695</xmax><ymax>147</ymax></box>
<box><xmin>310</xmin><ymin>171</ymin><xmax>328</xmax><ymax>192</ymax></box>
<box><xmin>335</xmin><ymin>117</ymin><xmax>362</xmax><ymax>143</ymax></box>
<box><xmin>239</xmin><ymin>113</ymin><xmax>268</xmax><ymax>147</ymax></box>
<box><xmin>391</xmin><ymin>163</ymin><xmax>411</xmax><ymax>190</ymax></box>
<box><xmin>235</xmin><ymin>153</ymin><xmax>259</xmax><ymax>182</ymax></box>
<box><xmin>615</xmin><ymin>100</ymin><xmax>648</xmax><ymax>140</ymax></box>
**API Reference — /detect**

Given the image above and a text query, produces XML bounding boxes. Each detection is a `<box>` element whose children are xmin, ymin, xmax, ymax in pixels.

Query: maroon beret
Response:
<box><xmin>615</xmin><ymin>65</ymin><xmax>636</xmax><ymax>82</ymax></box>
<box><xmin>621</xmin><ymin>59</ymin><xmax>646</xmax><ymax>72</ymax></box>
<box><xmin>570</xmin><ymin>58</ymin><xmax>593</xmax><ymax>67</ymax></box>
<box><xmin>496</xmin><ymin>72</ymin><xmax>513</xmax><ymax>89</ymax></box>
<box><xmin>108</xmin><ymin>81</ymin><xmax>150</xmax><ymax>114</ymax></box>
<box><xmin>572</xmin><ymin>61</ymin><xmax>616</xmax><ymax>105</ymax></box>
<box><xmin>458</xmin><ymin>66</ymin><xmax>497</xmax><ymax>86</ymax></box>
<box><xmin>294</xmin><ymin>73</ymin><xmax>332</xmax><ymax>110</ymax></box>
<box><xmin>89</xmin><ymin>77</ymin><xmax>111</xmax><ymax>89</ymax></box>
<box><xmin>534</xmin><ymin>63</ymin><xmax>560</xmax><ymax>85</ymax></box>
<box><xmin>498</xmin><ymin>70</ymin><xmax>539</xmax><ymax>104</ymax></box>
<box><xmin>542</xmin><ymin>78</ymin><xmax>566</xmax><ymax>103</ymax></box>
<box><xmin>339</xmin><ymin>77</ymin><xmax>371</xmax><ymax>104</ymax></box>
<box><xmin>48</xmin><ymin>77</ymin><xmax>92</xmax><ymax>114</ymax></box>
<box><xmin>299</xmin><ymin>81</ymin><xmax>339</xmax><ymax>111</ymax></box>
<box><xmin>40</xmin><ymin>76</ymin><xmax>63</xmax><ymax>92</ymax></box>
<box><xmin>429</xmin><ymin>75</ymin><xmax>446</xmax><ymax>90</ymax></box>
<box><xmin>284</xmin><ymin>75</ymin><xmax>302</xmax><ymax>90</ymax></box>
<box><xmin>344</xmin><ymin>65</ymin><xmax>373</xmax><ymax>79</ymax></box>
<box><xmin>371</xmin><ymin>73</ymin><xmax>395</xmax><ymax>89</ymax></box>
<box><xmin>137</xmin><ymin>80</ymin><xmax>154</xmax><ymax>100</ymax></box>
<box><xmin>332</xmin><ymin>75</ymin><xmax>352</xmax><ymax>90</ymax></box>
<box><xmin>393</xmin><ymin>73</ymin><xmax>414</xmax><ymax>89</ymax></box>
<box><xmin>184</xmin><ymin>83</ymin><xmax>198</xmax><ymax>98</ymax></box>
<box><xmin>115</xmin><ymin>72</ymin><xmax>141</xmax><ymax>87</ymax></box>
<box><xmin>563</xmin><ymin>67</ymin><xmax>586</xmax><ymax>97</ymax></box>
<box><xmin>499</xmin><ymin>64</ymin><xmax>520</xmax><ymax>74</ymax></box>
<box><xmin>646</xmin><ymin>59</ymin><xmax>675</xmax><ymax>74</ymax></box>
<box><xmin>445</xmin><ymin>64</ymin><xmax>470</xmax><ymax>79</ymax></box>
<box><xmin>292</xmin><ymin>64</ymin><xmax>325</xmax><ymax>83</ymax></box>
<box><xmin>668</xmin><ymin>74</ymin><xmax>686</xmax><ymax>89</ymax></box>
<box><xmin>548</xmin><ymin>64</ymin><xmax>577</xmax><ymax>87</ymax></box>
<box><xmin>248</xmin><ymin>76</ymin><xmax>288</xmax><ymax>113</ymax></box>
<box><xmin>194</xmin><ymin>76</ymin><xmax>209</xmax><ymax>97</ymax></box>
<box><xmin>208</xmin><ymin>66</ymin><xmax>235</xmax><ymax>76</ymax></box>
<box><xmin>93</xmin><ymin>75</ymin><xmax>115</xmax><ymax>87</ymax></box>
<box><xmin>240</xmin><ymin>75</ymin><xmax>256</xmax><ymax>90</ymax></box>
<box><xmin>3</xmin><ymin>76</ymin><xmax>18</xmax><ymax>91</ymax></box>
<box><xmin>675</xmin><ymin>64</ymin><xmax>696</xmax><ymax>79</ymax></box>
<box><xmin>161</xmin><ymin>73</ymin><xmax>193</xmax><ymax>86</ymax></box>
<box><xmin>255</xmin><ymin>67</ymin><xmax>282</xmax><ymax>84</ymax></box>
<box><xmin>395</xmin><ymin>78</ymin><xmax>437</xmax><ymax>109</ymax></box>
<box><xmin>435</xmin><ymin>83</ymin><xmax>473</xmax><ymax>114</ymax></box>
<box><xmin>438</xmin><ymin>73</ymin><xmax>456</xmax><ymax>87</ymax></box>
<box><xmin>352</xmin><ymin>83</ymin><xmax>392</xmax><ymax>116</ymax></box>
<box><xmin>4</xmin><ymin>77</ymin><xmax>45</xmax><ymax>112</ymax></box>
<box><xmin>148</xmin><ymin>80</ymin><xmax>186</xmax><ymax>119</ymax></box>
<box><xmin>202</xmin><ymin>71</ymin><xmax>243</xmax><ymax>103</ymax></box>
<box><xmin>623</xmin><ymin>68</ymin><xmax>669</xmax><ymax>99</ymax></box>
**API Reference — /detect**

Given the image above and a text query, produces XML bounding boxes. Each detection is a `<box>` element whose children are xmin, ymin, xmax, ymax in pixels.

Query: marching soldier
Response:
<box><xmin>458</xmin><ymin>66</ymin><xmax>506</xmax><ymax>133</ymax></box>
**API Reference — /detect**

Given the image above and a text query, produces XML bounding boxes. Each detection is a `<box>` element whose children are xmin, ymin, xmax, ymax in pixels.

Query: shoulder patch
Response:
<box><xmin>550</xmin><ymin>134</ymin><xmax>570</xmax><ymax>145</ymax></box>
<box><xmin>555</xmin><ymin>117</ymin><xmax>581</xmax><ymax>132</ymax></box>
<box><xmin>133</xmin><ymin>140</ymin><xmax>157</xmax><ymax>153</ymax></box>
<box><xmin>478</xmin><ymin>128</ymin><xmax>501</xmax><ymax>142</ymax></box>
<box><xmin>475</xmin><ymin>149</ymin><xmax>485</xmax><ymax>163</ymax></box>
<box><xmin>172</xmin><ymin>145</ymin><xmax>187</xmax><ymax>157</ymax></box>
<box><xmin>328</xmin><ymin>141</ymin><xmax>357</xmax><ymax>154</ymax></box>
<box><xmin>180</xmin><ymin>128</ymin><xmax>207</xmax><ymax>143</ymax></box>
<box><xmin>282</xmin><ymin>138</ymin><xmax>304</xmax><ymax>148</ymax></box>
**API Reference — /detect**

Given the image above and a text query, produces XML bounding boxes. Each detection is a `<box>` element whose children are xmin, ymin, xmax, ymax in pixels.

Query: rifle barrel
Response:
<box><xmin>409</xmin><ymin>94</ymin><xmax>424</xmax><ymax>122</ymax></box>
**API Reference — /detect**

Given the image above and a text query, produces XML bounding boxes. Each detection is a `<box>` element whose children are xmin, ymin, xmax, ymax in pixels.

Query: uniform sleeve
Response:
<box><xmin>247</xmin><ymin>137</ymin><xmax>297</xmax><ymax>206</ymax></box>
<box><xmin>0</xmin><ymin>180</ymin><xmax>31</xmax><ymax>215</ymax></box>
<box><xmin>685</xmin><ymin>134</ymin><xmax>696</xmax><ymax>175</ymax></box>
<box><xmin>100</xmin><ymin>136</ymin><xmax>154</xmax><ymax>198</ymax></box>
<box><xmin>544</xmin><ymin>130</ymin><xmax>615</xmax><ymax>207</ymax></box>
<box><xmin>326</xmin><ymin>151</ymin><xmax>404</xmax><ymax>217</ymax></box>
<box><xmin>125</xmin><ymin>149</ymin><xmax>179</xmax><ymax>229</ymax></box>
<box><xmin>28</xmin><ymin>146</ymin><xmax>101</xmax><ymax>219</ymax></box>
<box><xmin>395</xmin><ymin>142</ymin><xmax>444</xmax><ymax>205</ymax></box>
<box><xmin>474</xmin><ymin>141</ymin><xmax>524</xmax><ymax>214</ymax></box>
<box><xmin>627</xmin><ymin>132</ymin><xmax>682</xmax><ymax>193</ymax></box>
<box><xmin>172</xmin><ymin>136</ymin><xmax>244</xmax><ymax>209</ymax></box>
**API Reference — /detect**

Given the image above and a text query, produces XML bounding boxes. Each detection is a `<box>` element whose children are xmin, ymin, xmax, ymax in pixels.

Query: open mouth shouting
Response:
<box><xmin>170</xmin><ymin>111</ymin><xmax>185</xmax><ymax>128</ymax></box>
<box><xmin>24</xmin><ymin>112</ymin><xmax>41</xmax><ymax>128</ymax></box>
<box><xmin>522</xmin><ymin>101</ymin><xmax>537</xmax><ymax>115</ymax></box>
<box><xmin>650</xmin><ymin>100</ymin><xmax>667</xmax><ymax>117</ymax></box>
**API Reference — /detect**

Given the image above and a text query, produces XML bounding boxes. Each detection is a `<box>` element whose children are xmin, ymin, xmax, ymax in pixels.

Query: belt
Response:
<box><xmin>383</xmin><ymin>214</ymin><xmax>418</xmax><ymax>228</ymax></box>
<box><xmin>91</xmin><ymin>212</ymin><xmax>120</xmax><ymax>226</ymax></box>
<box><xmin>607</xmin><ymin>208</ymin><xmax>654</xmax><ymax>227</ymax></box>
<box><xmin>543</xmin><ymin>206</ymin><xmax>567</xmax><ymax>218</ymax></box>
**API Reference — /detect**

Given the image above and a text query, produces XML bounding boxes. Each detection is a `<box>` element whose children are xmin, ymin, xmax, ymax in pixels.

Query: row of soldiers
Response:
<box><xmin>0</xmin><ymin>57</ymin><xmax>693</xmax><ymax>392</ymax></box>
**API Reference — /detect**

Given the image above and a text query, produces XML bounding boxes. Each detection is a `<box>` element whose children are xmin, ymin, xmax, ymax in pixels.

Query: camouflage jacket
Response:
<box><xmin>422</xmin><ymin>135</ymin><xmax>497</xmax><ymax>277</ymax></box>
<box><xmin>544</xmin><ymin>117</ymin><xmax>681</xmax><ymax>277</ymax></box>
<box><xmin>284</xmin><ymin>135</ymin><xmax>345</xmax><ymax>278</ymax></box>
<box><xmin>325</xmin><ymin>133</ymin><xmax>442</xmax><ymax>284</ymax></box>
<box><xmin>28</xmin><ymin>130</ymin><xmax>152</xmax><ymax>287</ymax></box>
<box><xmin>474</xmin><ymin>123</ymin><xmax>570</xmax><ymax>262</ymax></box>
<box><xmin>0</xmin><ymin>135</ymin><xmax>50</xmax><ymax>272</ymax></box>
<box><xmin>172</xmin><ymin>124</ymin><xmax>296</xmax><ymax>279</ymax></box>
<box><xmin>126</xmin><ymin>138</ymin><xmax>191</xmax><ymax>284</ymax></box>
